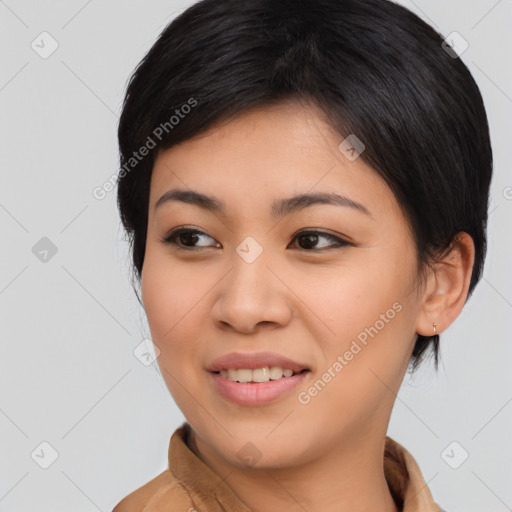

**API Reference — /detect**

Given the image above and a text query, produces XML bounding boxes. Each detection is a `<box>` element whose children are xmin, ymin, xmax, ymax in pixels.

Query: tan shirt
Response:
<box><xmin>113</xmin><ymin>422</ymin><xmax>444</xmax><ymax>512</ymax></box>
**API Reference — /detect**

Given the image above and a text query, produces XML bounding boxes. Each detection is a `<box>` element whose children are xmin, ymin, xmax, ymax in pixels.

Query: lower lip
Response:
<box><xmin>209</xmin><ymin>371</ymin><xmax>309</xmax><ymax>406</ymax></box>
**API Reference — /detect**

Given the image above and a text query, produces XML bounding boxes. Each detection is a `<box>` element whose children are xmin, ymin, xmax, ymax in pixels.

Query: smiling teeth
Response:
<box><xmin>219</xmin><ymin>367</ymin><xmax>296</xmax><ymax>383</ymax></box>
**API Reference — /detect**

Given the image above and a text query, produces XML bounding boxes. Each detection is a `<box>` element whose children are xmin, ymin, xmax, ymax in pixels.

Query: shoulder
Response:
<box><xmin>112</xmin><ymin>469</ymin><xmax>195</xmax><ymax>512</ymax></box>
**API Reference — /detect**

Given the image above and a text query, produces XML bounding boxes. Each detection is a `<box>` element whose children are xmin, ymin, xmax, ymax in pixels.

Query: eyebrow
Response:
<box><xmin>154</xmin><ymin>189</ymin><xmax>371</xmax><ymax>219</ymax></box>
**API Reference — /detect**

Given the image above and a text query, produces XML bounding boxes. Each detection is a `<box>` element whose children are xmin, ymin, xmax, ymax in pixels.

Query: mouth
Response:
<box><xmin>209</xmin><ymin>368</ymin><xmax>310</xmax><ymax>406</ymax></box>
<box><xmin>206</xmin><ymin>351</ymin><xmax>311</xmax><ymax>405</ymax></box>
<box><xmin>212</xmin><ymin>367</ymin><xmax>310</xmax><ymax>383</ymax></box>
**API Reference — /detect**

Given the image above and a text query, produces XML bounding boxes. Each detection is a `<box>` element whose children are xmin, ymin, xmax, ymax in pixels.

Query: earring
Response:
<box><xmin>433</xmin><ymin>323</ymin><xmax>437</xmax><ymax>334</ymax></box>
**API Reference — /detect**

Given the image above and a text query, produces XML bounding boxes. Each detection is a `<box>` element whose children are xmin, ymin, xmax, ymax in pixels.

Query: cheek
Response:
<box><xmin>141</xmin><ymin>254</ymin><xmax>211</xmax><ymax>419</ymax></box>
<box><xmin>141</xmin><ymin>252</ymin><xmax>207</xmax><ymax>351</ymax></box>
<box><xmin>288</xmin><ymin>252</ymin><xmax>417</xmax><ymax>389</ymax></box>
<box><xmin>288</xmin><ymin>257</ymin><xmax>403</xmax><ymax>335</ymax></box>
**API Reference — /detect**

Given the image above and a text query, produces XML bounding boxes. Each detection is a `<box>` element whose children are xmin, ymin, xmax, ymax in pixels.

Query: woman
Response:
<box><xmin>113</xmin><ymin>0</ymin><xmax>492</xmax><ymax>510</ymax></box>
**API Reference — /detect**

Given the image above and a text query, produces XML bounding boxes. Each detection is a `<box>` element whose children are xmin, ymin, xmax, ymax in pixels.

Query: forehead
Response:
<box><xmin>149</xmin><ymin>102</ymin><xmax>399</xmax><ymax>220</ymax></box>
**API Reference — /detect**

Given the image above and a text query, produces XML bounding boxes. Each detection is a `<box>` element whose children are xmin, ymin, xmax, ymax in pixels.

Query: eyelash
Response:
<box><xmin>160</xmin><ymin>227</ymin><xmax>352</xmax><ymax>252</ymax></box>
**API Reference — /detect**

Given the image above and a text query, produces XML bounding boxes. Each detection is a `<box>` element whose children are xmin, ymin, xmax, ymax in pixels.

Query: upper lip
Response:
<box><xmin>206</xmin><ymin>351</ymin><xmax>310</xmax><ymax>373</ymax></box>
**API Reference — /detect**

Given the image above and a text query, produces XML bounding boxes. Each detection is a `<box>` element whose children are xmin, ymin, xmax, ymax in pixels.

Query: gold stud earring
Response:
<box><xmin>433</xmin><ymin>323</ymin><xmax>437</xmax><ymax>334</ymax></box>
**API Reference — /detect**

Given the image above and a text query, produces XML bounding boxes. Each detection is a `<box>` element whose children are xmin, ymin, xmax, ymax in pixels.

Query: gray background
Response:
<box><xmin>0</xmin><ymin>0</ymin><xmax>511</xmax><ymax>511</ymax></box>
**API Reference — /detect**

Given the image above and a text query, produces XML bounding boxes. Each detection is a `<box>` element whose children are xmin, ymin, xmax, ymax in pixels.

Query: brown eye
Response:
<box><xmin>161</xmin><ymin>228</ymin><xmax>351</xmax><ymax>252</ymax></box>
<box><xmin>290</xmin><ymin>230</ymin><xmax>351</xmax><ymax>251</ymax></box>
<box><xmin>161</xmin><ymin>228</ymin><xmax>219</xmax><ymax>249</ymax></box>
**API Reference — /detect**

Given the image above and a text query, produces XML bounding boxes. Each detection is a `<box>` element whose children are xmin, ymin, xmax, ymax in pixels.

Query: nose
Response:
<box><xmin>211</xmin><ymin>247</ymin><xmax>293</xmax><ymax>334</ymax></box>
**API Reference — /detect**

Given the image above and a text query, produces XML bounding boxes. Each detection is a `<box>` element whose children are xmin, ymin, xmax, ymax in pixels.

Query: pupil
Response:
<box><xmin>182</xmin><ymin>233</ymin><xmax>199</xmax><ymax>246</ymax></box>
<box><xmin>301</xmin><ymin>234</ymin><xmax>317</xmax><ymax>249</ymax></box>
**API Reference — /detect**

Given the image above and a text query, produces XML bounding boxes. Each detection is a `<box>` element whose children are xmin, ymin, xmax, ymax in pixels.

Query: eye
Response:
<box><xmin>289</xmin><ymin>230</ymin><xmax>351</xmax><ymax>251</ymax></box>
<box><xmin>160</xmin><ymin>227</ymin><xmax>220</xmax><ymax>250</ymax></box>
<box><xmin>161</xmin><ymin>227</ymin><xmax>351</xmax><ymax>251</ymax></box>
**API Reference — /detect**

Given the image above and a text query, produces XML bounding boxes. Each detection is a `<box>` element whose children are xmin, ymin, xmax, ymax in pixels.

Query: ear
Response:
<box><xmin>415</xmin><ymin>232</ymin><xmax>475</xmax><ymax>336</ymax></box>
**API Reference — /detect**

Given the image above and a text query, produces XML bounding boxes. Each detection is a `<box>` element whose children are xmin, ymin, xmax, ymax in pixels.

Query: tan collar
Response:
<box><xmin>169</xmin><ymin>423</ymin><xmax>441</xmax><ymax>511</ymax></box>
<box><xmin>384</xmin><ymin>436</ymin><xmax>441</xmax><ymax>511</ymax></box>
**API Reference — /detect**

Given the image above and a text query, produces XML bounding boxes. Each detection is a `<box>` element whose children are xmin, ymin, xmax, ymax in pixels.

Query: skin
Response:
<box><xmin>140</xmin><ymin>99</ymin><xmax>475</xmax><ymax>511</ymax></box>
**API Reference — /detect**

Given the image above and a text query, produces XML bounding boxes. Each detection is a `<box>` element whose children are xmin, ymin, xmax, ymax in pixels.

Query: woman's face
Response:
<box><xmin>141</xmin><ymin>100</ymin><xmax>427</xmax><ymax>468</ymax></box>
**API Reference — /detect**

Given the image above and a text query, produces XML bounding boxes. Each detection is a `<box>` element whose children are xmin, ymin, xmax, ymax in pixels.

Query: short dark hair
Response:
<box><xmin>117</xmin><ymin>0</ymin><xmax>493</xmax><ymax>370</ymax></box>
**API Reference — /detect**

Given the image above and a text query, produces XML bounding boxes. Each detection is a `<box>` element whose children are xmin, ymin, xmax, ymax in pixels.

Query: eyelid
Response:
<box><xmin>289</xmin><ymin>227</ymin><xmax>352</xmax><ymax>245</ymax></box>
